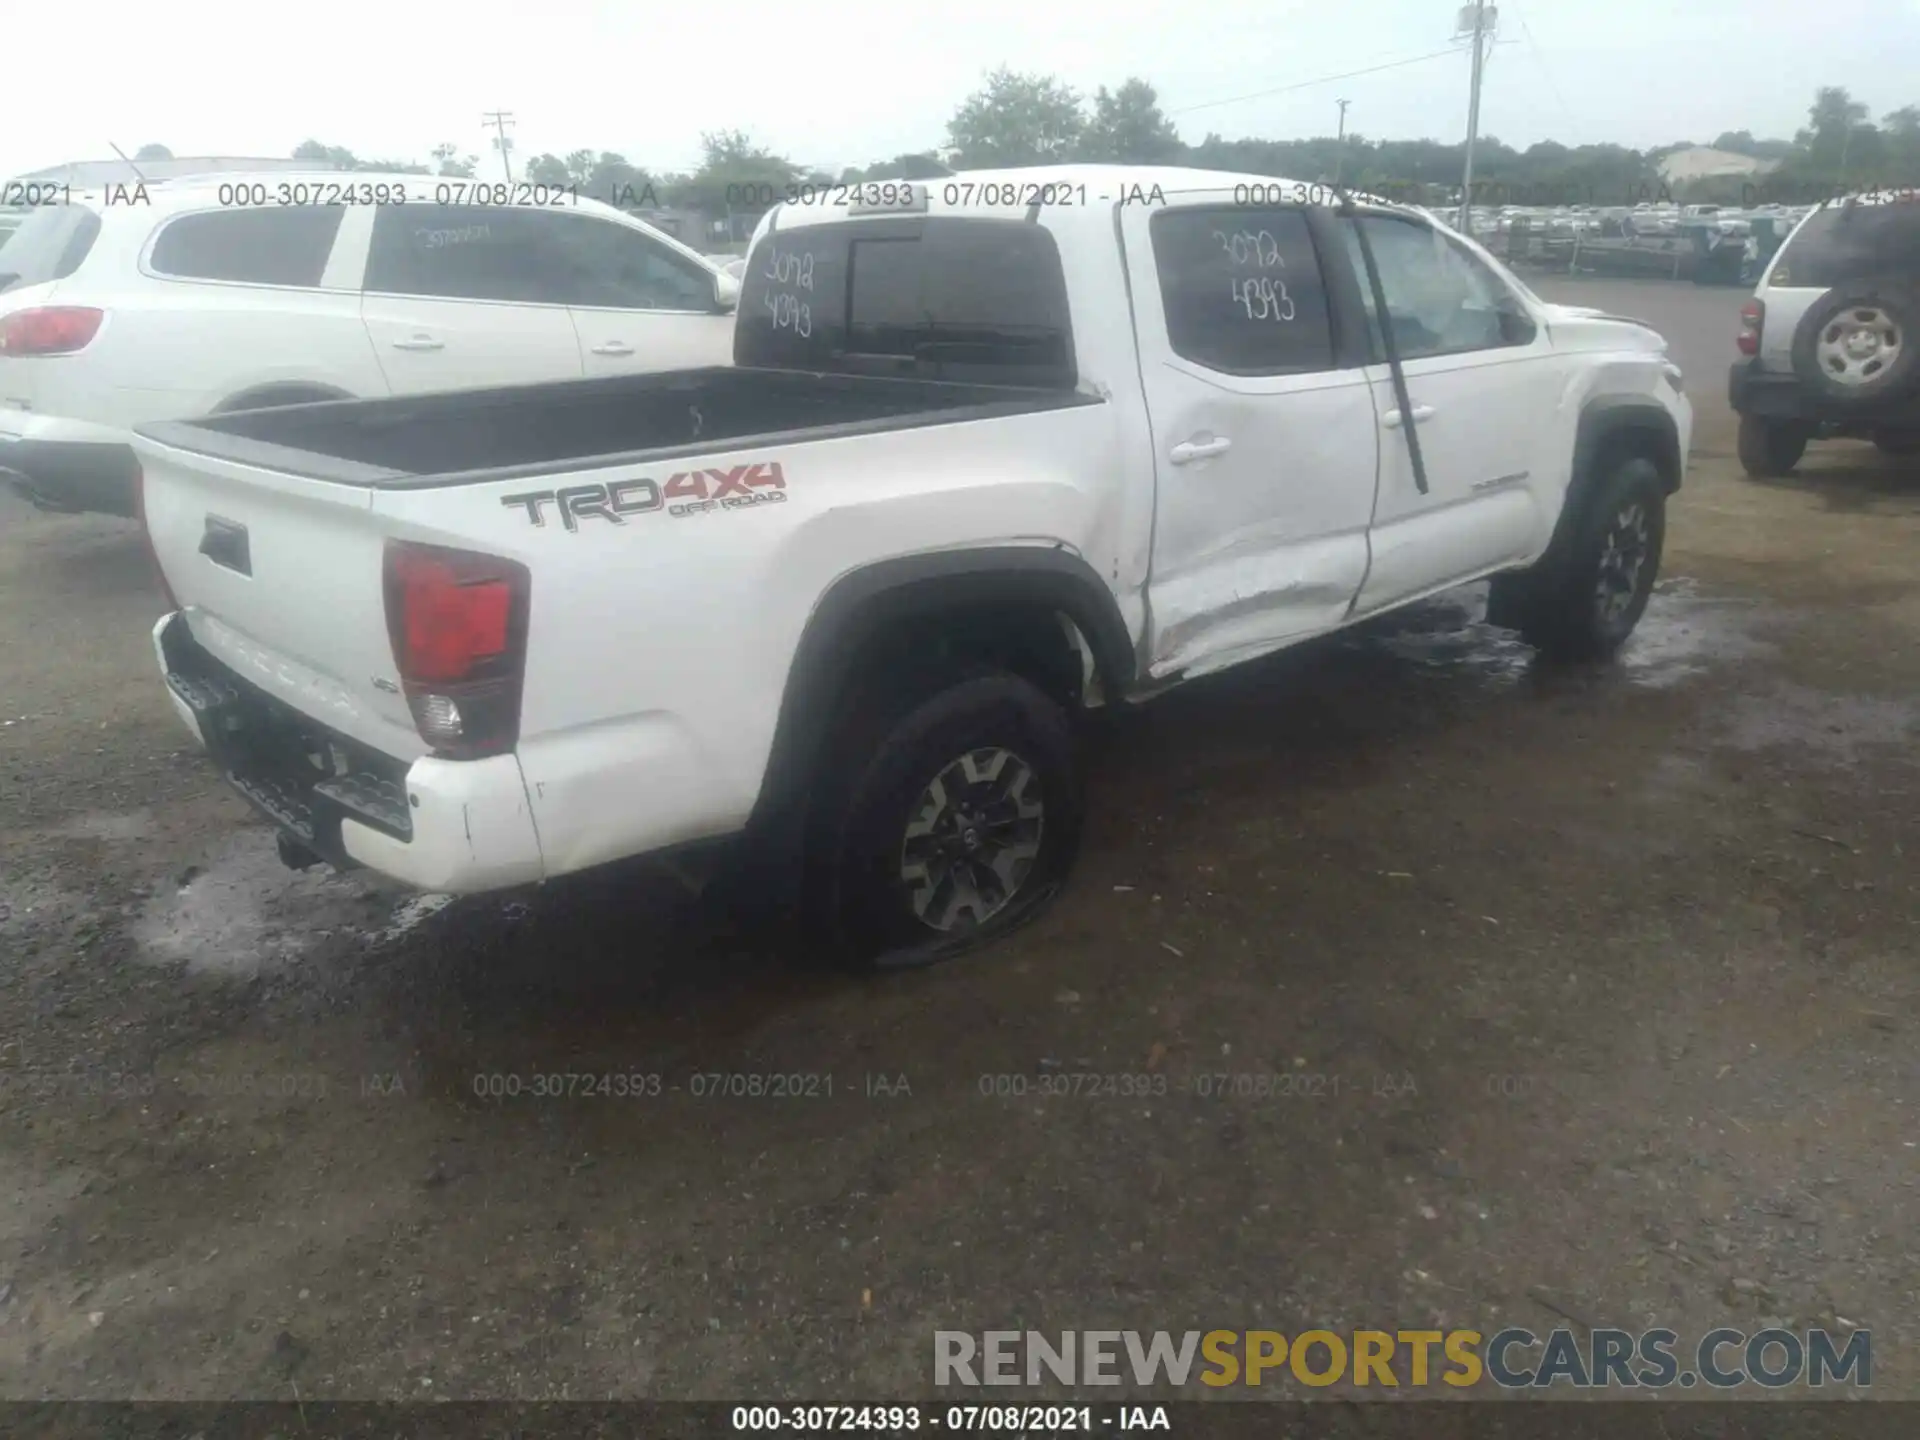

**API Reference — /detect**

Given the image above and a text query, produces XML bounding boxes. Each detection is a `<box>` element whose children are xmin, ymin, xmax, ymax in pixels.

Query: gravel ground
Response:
<box><xmin>0</xmin><ymin>277</ymin><xmax>1914</xmax><ymax>1401</ymax></box>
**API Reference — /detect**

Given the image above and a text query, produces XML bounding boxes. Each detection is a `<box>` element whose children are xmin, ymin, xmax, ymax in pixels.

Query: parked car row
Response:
<box><xmin>0</xmin><ymin>173</ymin><xmax>741</xmax><ymax>516</ymax></box>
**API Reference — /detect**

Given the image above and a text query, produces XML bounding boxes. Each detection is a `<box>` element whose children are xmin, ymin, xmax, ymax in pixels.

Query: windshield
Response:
<box><xmin>0</xmin><ymin>203</ymin><xmax>101</xmax><ymax>293</ymax></box>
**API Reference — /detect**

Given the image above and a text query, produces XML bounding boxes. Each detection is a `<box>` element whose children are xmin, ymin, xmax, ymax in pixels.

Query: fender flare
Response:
<box><xmin>1571</xmin><ymin>394</ymin><xmax>1683</xmax><ymax>499</ymax></box>
<box><xmin>747</xmin><ymin>545</ymin><xmax>1136</xmax><ymax>833</ymax></box>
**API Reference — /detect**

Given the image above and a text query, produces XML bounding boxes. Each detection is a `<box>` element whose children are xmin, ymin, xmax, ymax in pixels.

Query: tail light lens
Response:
<box><xmin>0</xmin><ymin>306</ymin><xmax>105</xmax><ymax>356</ymax></box>
<box><xmin>132</xmin><ymin>463</ymin><xmax>179</xmax><ymax>611</ymax></box>
<box><xmin>1737</xmin><ymin>298</ymin><xmax>1764</xmax><ymax>357</ymax></box>
<box><xmin>382</xmin><ymin>541</ymin><xmax>530</xmax><ymax>759</ymax></box>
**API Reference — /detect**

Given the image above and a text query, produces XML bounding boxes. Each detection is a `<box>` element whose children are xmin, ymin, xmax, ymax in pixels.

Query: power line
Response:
<box><xmin>1169</xmin><ymin>47</ymin><xmax>1486</xmax><ymax>118</ymax></box>
<box><xmin>1506</xmin><ymin>1</ymin><xmax>1577</xmax><ymax>133</ymax></box>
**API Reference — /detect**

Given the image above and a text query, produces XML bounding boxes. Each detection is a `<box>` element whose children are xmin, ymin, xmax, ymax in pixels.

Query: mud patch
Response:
<box><xmin>130</xmin><ymin>830</ymin><xmax>401</xmax><ymax>976</ymax></box>
<box><xmin>1719</xmin><ymin>680</ymin><xmax>1920</xmax><ymax>765</ymax></box>
<box><xmin>52</xmin><ymin>809</ymin><xmax>156</xmax><ymax>843</ymax></box>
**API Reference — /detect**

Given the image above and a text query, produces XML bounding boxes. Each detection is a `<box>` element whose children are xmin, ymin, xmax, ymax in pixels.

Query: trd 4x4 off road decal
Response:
<box><xmin>501</xmin><ymin>462</ymin><xmax>788</xmax><ymax>531</ymax></box>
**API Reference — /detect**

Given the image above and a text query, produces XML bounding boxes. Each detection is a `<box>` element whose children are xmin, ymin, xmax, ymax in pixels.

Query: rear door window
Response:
<box><xmin>735</xmin><ymin>216</ymin><xmax>1075</xmax><ymax>387</ymax></box>
<box><xmin>364</xmin><ymin>205</ymin><xmax>572</xmax><ymax>304</ymax></box>
<box><xmin>0</xmin><ymin>205</ymin><xmax>103</xmax><ymax>293</ymax></box>
<box><xmin>1149</xmin><ymin>207</ymin><xmax>1335</xmax><ymax>374</ymax></box>
<box><xmin>1774</xmin><ymin>198</ymin><xmax>1920</xmax><ymax>289</ymax></box>
<box><xmin>149</xmin><ymin>207</ymin><xmax>345</xmax><ymax>287</ymax></box>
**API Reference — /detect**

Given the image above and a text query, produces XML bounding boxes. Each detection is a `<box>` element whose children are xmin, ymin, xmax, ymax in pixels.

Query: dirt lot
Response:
<box><xmin>1</xmin><ymin>277</ymin><xmax>1915</xmax><ymax>1401</ymax></box>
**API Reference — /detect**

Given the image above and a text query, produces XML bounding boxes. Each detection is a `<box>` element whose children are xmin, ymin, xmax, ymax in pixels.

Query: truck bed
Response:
<box><xmin>135</xmin><ymin>366</ymin><xmax>1096</xmax><ymax>489</ymax></box>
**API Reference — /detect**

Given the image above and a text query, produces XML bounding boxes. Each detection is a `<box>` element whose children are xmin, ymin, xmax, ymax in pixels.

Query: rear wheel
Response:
<box><xmin>1789</xmin><ymin>277</ymin><xmax>1919</xmax><ymax>410</ymax></box>
<box><xmin>814</xmin><ymin>671</ymin><xmax>1083</xmax><ymax>970</ymax></box>
<box><xmin>1737</xmin><ymin>414</ymin><xmax>1809</xmax><ymax>477</ymax></box>
<box><xmin>1487</xmin><ymin>456</ymin><xmax>1666</xmax><ymax>661</ymax></box>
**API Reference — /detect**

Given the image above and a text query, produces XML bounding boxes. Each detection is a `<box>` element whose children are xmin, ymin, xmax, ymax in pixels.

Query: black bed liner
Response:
<box><xmin>136</xmin><ymin>366</ymin><xmax>1098</xmax><ymax>491</ymax></box>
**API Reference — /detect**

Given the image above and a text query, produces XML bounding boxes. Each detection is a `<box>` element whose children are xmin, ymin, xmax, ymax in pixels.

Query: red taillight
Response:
<box><xmin>383</xmin><ymin>541</ymin><xmax>530</xmax><ymax>759</ymax></box>
<box><xmin>0</xmin><ymin>306</ymin><xmax>105</xmax><ymax>356</ymax></box>
<box><xmin>132</xmin><ymin>463</ymin><xmax>179</xmax><ymax>610</ymax></box>
<box><xmin>1737</xmin><ymin>298</ymin><xmax>1764</xmax><ymax>358</ymax></box>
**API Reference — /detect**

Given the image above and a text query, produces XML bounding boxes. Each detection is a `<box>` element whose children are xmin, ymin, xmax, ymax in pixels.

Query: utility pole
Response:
<box><xmin>1334</xmin><ymin>99</ymin><xmax>1351</xmax><ymax>186</ymax></box>
<box><xmin>483</xmin><ymin>111</ymin><xmax>516</xmax><ymax>183</ymax></box>
<box><xmin>1455</xmin><ymin>2</ymin><xmax>1494</xmax><ymax>234</ymax></box>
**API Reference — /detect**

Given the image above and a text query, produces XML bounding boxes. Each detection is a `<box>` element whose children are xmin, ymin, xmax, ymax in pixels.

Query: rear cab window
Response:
<box><xmin>1771</xmin><ymin>196</ymin><xmax>1920</xmax><ymax>290</ymax></box>
<box><xmin>149</xmin><ymin>207</ymin><xmax>346</xmax><ymax>287</ymax></box>
<box><xmin>0</xmin><ymin>203</ymin><xmax>103</xmax><ymax>294</ymax></box>
<box><xmin>735</xmin><ymin>216</ymin><xmax>1076</xmax><ymax>388</ymax></box>
<box><xmin>1148</xmin><ymin>207</ymin><xmax>1336</xmax><ymax>374</ymax></box>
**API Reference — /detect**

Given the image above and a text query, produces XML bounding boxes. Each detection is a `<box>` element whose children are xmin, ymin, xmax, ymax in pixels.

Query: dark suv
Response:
<box><xmin>1729</xmin><ymin>192</ymin><xmax>1920</xmax><ymax>476</ymax></box>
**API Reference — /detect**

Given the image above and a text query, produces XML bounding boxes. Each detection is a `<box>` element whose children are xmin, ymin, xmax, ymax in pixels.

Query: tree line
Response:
<box><xmin>198</xmin><ymin>76</ymin><xmax>1915</xmax><ymax>220</ymax></box>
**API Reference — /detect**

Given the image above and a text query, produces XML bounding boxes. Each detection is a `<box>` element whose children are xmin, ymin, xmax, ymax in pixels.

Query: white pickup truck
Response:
<box><xmin>134</xmin><ymin>167</ymin><xmax>1691</xmax><ymax>968</ymax></box>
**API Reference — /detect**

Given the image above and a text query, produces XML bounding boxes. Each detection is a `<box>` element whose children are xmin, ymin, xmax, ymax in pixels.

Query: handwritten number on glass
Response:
<box><xmin>1231</xmin><ymin>276</ymin><xmax>1296</xmax><ymax>323</ymax></box>
<box><xmin>760</xmin><ymin>246</ymin><xmax>815</xmax><ymax>338</ymax></box>
<box><xmin>1212</xmin><ymin>229</ymin><xmax>1284</xmax><ymax>269</ymax></box>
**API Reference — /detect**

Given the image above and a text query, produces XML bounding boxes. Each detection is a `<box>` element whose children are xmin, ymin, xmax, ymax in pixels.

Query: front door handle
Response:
<box><xmin>1383</xmin><ymin>404</ymin><xmax>1436</xmax><ymax>429</ymax></box>
<box><xmin>590</xmin><ymin>341</ymin><xmax>635</xmax><ymax>357</ymax></box>
<box><xmin>390</xmin><ymin>334</ymin><xmax>444</xmax><ymax>352</ymax></box>
<box><xmin>1169</xmin><ymin>435</ymin><xmax>1233</xmax><ymax>465</ymax></box>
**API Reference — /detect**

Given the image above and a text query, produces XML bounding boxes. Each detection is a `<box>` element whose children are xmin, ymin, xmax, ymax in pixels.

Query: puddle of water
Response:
<box><xmin>132</xmin><ymin>831</ymin><xmax>402</xmax><ymax>976</ymax></box>
<box><xmin>1618</xmin><ymin>578</ymin><xmax>1777</xmax><ymax>690</ymax></box>
<box><xmin>1719</xmin><ymin>680</ymin><xmax>1919</xmax><ymax>765</ymax></box>
<box><xmin>1360</xmin><ymin>587</ymin><xmax>1534</xmax><ymax>684</ymax></box>
<box><xmin>1359</xmin><ymin>578</ymin><xmax>1776</xmax><ymax>693</ymax></box>
<box><xmin>370</xmin><ymin>893</ymin><xmax>455</xmax><ymax>945</ymax></box>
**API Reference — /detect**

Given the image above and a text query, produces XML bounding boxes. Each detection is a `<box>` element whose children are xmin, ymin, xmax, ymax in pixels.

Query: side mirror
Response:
<box><xmin>714</xmin><ymin>271</ymin><xmax>741</xmax><ymax>311</ymax></box>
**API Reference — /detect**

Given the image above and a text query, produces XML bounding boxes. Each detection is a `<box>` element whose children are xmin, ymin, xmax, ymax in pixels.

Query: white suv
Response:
<box><xmin>0</xmin><ymin>172</ymin><xmax>741</xmax><ymax>517</ymax></box>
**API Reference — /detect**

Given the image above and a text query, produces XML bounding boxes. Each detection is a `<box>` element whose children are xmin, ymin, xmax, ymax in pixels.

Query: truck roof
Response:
<box><xmin>761</xmin><ymin>164</ymin><xmax>1410</xmax><ymax>241</ymax></box>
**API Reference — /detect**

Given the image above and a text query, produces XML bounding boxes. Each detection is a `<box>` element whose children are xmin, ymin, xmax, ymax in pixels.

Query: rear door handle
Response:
<box><xmin>1383</xmin><ymin>404</ymin><xmax>1436</xmax><ymax>429</ymax></box>
<box><xmin>1169</xmin><ymin>435</ymin><xmax>1233</xmax><ymax>465</ymax></box>
<box><xmin>390</xmin><ymin>334</ymin><xmax>444</xmax><ymax>352</ymax></box>
<box><xmin>590</xmin><ymin>341</ymin><xmax>635</xmax><ymax>357</ymax></box>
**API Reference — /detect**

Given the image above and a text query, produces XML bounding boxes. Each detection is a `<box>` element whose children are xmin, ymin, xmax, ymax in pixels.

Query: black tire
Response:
<box><xmin>1789</xmin><ymin>276</ymin><xmax>1919</xmax><ymax>410</ymax></box>
<box><xmin>815</xmin><ymin>671</ymin><xmax>1083</xmax><ymax>971</ymax></box>
<box><xmin>1736</xmin><ymin>414</ymin><xmax>1810</xmax><ymax>477</ymax></box>
<box><xmin>1487</xmin><ymin>456</ymin><xmax>1666</xmax><ymax>661</ymax></box>
<box><xmin>1874</xmin><ymin>428</ymin><xmax>1920</xmax><ymax>456</ymax></box>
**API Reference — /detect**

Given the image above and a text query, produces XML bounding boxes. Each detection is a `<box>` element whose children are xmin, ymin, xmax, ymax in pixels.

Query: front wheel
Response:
<box><xmin>1487</xmin><ymin>456</ymin><xmax>1667</xmax><ymax>661</ymax></box>
<box><xmin>819</xmin><ymin>672</ymin><xmax>1084</xmax><ymax>970</ymax></box>
<box><xmin>1737</xmin><ymin>414</ymin><xmax>1809</xmax><ymax>477</ymax></box>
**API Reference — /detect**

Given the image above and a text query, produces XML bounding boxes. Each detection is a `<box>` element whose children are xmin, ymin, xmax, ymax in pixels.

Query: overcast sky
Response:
<box><xmin>6</xmin><ymin>0</ymin><xmax>1916</xmax><ymax>182</ymax></box>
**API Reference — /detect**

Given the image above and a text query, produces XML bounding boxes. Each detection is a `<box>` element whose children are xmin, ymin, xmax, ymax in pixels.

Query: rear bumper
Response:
<box><xmin>153</xmin><ymin>612</ymin><xmax>546</xmax><ymax>893</ymax></box>
<box><xmin>1728</xmin><ymin>361</ymin><xmax>1920</xmax><ymax>428</ymax></box>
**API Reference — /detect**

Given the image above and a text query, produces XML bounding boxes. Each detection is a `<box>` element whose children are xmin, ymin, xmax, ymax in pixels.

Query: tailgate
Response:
<box><xmin>135</xmin><ymin>436</ymin><xmax>425</xmax><ymax>760</ymax></box>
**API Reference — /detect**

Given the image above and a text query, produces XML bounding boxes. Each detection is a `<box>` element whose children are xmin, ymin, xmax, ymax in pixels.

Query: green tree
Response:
<box><xmin>842</xmin><ymin>152</ymin><xmax>951</xmax><ymax>182</ymax></box>
<box><xmin>523</xmin><ymin>153</ymin><xmax>573</xmax><ymax>186</ymax></box>
<box><xmin>1077</xmin><ymin>79</ymin><xmax>1183</xmax><ymax>164</ymax></box>
<box><xmin>430</xmin><ymin>143</ymin><xmax>477</xmax><ymax>178</ymax></box>
<box><xmin>134</xmin><ymin>144</ymin><xmax>173</xmax><ymax>161</ymax></box>
<box><xmin>666</xmin><ymin>131</ymin><xmax>799</xmax><ymax>216</ymax></box>
<box><xmin>584</xmin><ymin>152</ymin><xmax>654</xmax><ymax>207</ymax></box>
<box><xmin>947</xmin><ymin>69</ymin><xmax>1086</xmax><ymax>169</ymax></box>
<box><xmin>291</xmin><ymin>140</ymin><xmax>360</xmax><ymax>170</ymax></box>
